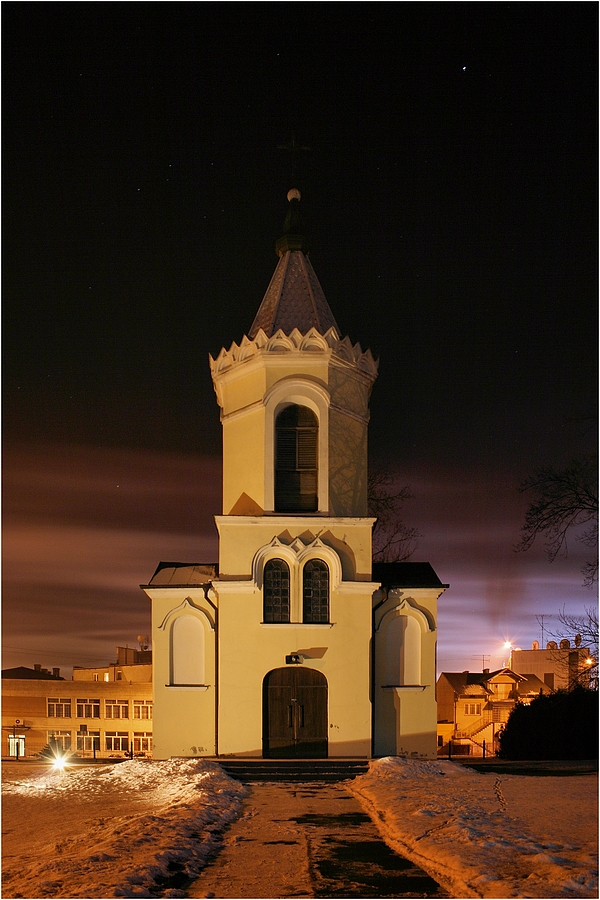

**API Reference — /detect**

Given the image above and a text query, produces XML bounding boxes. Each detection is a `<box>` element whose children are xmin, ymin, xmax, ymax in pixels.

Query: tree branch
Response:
<box><xmin>516</xmin><ymin>455</ymin><xmax>598</xmax><ymax>585</ymax></box>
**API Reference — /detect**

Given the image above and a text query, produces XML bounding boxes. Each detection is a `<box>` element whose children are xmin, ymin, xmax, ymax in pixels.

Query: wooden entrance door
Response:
<box><xmin>263</xmin><ymin>667</ymin><xmax>328</xmax><ymax>758</ymax></box>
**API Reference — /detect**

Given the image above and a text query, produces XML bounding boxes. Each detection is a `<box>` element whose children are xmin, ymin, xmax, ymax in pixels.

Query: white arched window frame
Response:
<box><xmin>263</xmin><ymin>557</ymin><xmax>292</xmax><ymax>623</ymax></box>
<box><xmin>302</xmin><ymin>558</ymin><xmax>330</xmax><ymax>623</ymax></box>
<box><xmin>253</xmin><ymin>537</ymin><xmax>341</xmax><ymax>624</ymax></box>
<box><xmin>263</xmin><ymin>379</ymin><xmax>330</xmax><ymax>514</ymax></box>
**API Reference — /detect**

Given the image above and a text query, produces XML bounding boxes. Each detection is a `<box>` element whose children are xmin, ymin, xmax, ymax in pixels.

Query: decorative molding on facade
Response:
<box><xmin>215</xmin><ymin>515</ymin><xmax>377</xmax><ymax>529</ymax></box>
<box><xmin>259</xmin><ymin>623</ymin><xmax>335</xmax><ymax>629</ymax></box>
<box><xmin>210</xmin><ymin>580</ymin><xmax>256</xmax><ymax>596</ymax></box>
<box><xmin>251</xmin><ymin>535</ymin><xmax>343</xmax><ymax>590</ymax></box>
<box><xmin>164</xmin><ymin>685</ymin><xmax>210</xmax><ymax>691</ymax></box>
<box><xmin>209</xmin><ymin>327</ymin><xmax>378</xmax><ymax>381</ymax></box>
<box><xmin>157</xmin><ymin>596</ymin><xmax>216</xmax><ymax>632</ymax></box>
<box><xmin>375</xmin><ymin>596</ymin><xmax>436</xmax><ymax>634</ymax></box>
<box><xmin>382</xmin><ymin>685</ymin><xmax>428</xmax><ymax>692</ymax></box>
<box><xmin>336</xmin><ymin>581</ymin><xmax>381</xmax><ymax>595</ymax></box>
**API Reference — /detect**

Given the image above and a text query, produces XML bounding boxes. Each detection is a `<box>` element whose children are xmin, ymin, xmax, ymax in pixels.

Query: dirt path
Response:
<box><xmin>187</xmin><ymin>780</ymin><xmax>447</xmax><ymax>899</ymax></box>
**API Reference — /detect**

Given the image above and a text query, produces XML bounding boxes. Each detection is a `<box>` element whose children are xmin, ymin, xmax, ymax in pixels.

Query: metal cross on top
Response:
<box><xmin>277</xmin><ymin>132</ymin><xmax>311</xmax><ymax>185</ymax></box>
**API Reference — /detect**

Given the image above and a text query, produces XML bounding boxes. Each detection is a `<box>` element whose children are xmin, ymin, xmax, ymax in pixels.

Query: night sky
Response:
<box><xmin>3</xmin><ymin>2</ymin><xmax>597</xmax><ymax>675</ymax></box>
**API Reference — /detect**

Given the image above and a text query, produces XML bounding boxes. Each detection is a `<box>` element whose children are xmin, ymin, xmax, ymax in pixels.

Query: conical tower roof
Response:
<box><xmin>248</xmin><ymin>189</ymin><xmax>340</xmax><ymax>338</ymax></box>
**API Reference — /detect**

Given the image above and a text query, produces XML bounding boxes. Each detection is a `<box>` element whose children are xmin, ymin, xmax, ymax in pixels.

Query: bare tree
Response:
<box><xmin>368</xmin><ymin>466</ymin><xmax>420</xmax><ymax>563</ymax></box>
<box><xmin>549</xmin><ymin>605</ymin><xmax>598</xmax><ymax>690</ymax></box>
<box><xmin>516</xmin><ymin>455</ymin><xmax>598</xmax><ymax>586</ymax></box>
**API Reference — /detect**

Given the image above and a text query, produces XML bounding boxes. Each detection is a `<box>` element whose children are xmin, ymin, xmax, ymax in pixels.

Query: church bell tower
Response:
<box><xmin>210</xmin><ymin>188</ymin><xmax>378</xmax><ymax>525</ymax></box>
<box><xmin>208</xmin><ymin>188</ymin><xmax>380</xmax><ymax>757</ymax></box>
<box><xmin>144</xmin><ymin>188</ymin><xmax>444</xmax><ymax>761</ymax></box>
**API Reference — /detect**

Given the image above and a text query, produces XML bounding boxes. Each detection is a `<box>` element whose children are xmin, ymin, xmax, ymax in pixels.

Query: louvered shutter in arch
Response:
<box><xmin>275</xmin><ymin>404</ymin><xmax>318</xmax><ymax>512</ymax></box>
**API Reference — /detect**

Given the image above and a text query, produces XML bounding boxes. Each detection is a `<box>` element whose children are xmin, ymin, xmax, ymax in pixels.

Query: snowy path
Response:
<box><xmin>186</xmin><ymin>780</ymin><xmax>446</xmax><ymax>898</ymax></box>
<box><xmin>348</xmin><ymin>758</ymin><xmax>598</xmax><ymax>899</ymax></box>
<box><xmin>2</xmin><ymin>757</ymin><xmax>597</xmax><ymax>899</ymax></box>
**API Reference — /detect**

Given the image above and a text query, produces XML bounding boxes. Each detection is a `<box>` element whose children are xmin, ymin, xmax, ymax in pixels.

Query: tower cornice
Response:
<box><xmin>210</xmin><ymin>327</ymin><xmax>379</xmax><ymax>382</ymax></box>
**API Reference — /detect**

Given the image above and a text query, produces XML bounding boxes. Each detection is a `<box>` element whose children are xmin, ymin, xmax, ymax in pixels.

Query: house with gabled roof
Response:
<box><xmin>437</xmin><ymin>667</ymin><xmax>551</xmax><ymax>757</ymax></box>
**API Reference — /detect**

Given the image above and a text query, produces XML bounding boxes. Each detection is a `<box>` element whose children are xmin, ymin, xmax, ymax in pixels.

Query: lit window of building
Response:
<box><xmin>105</xmin><ymin>731</ymin><xmax>129</xmax><ymax>752</ymax></box>
<box><xmin>133</xmin><ymin>700</ymin><xmax>152</xmax><ymax>719</ymax></box>
<box><xmin>76</xmin><ymin>730</ymin><xmax>100</xmax><ymax>752</ymax></box>
<box><xmin>76</xmin><ymin>698</ymin><xmax>100</xmax><ymax>718</ymax></box>
<box><xmin>134</xmin><ymin>732</ymin><xmax>153</xmax><ymax>753</ymax></box>
<box><xmin>105</xmin><ymin>699</ymin><xmax>129</xmax><ymax>719</ymax></box>
<box><xmin>47</xmin><ymin>698</ymin><xmax>72</xmax><ymax>718</ymax></box>
<box><xmin>48</xmin><ymin>730</ymin><xmax>72</xmax><ymax>751</ymax></box>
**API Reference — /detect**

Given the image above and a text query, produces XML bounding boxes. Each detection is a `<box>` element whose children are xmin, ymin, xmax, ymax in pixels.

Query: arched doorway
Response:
<box><xmin>263</xmin><ymin>667</ymin><xmax>328</xmax><ymax>758</ymax></box>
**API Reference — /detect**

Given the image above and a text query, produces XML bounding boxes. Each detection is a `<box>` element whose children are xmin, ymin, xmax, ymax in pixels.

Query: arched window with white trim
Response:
<box><xmin>275</xmin><ymin>404</ymin><xmax>318</xmax><ymax>512</ymax></box>
<box><xmin>171</xmin><ymin>615</ymin><xmax>205</xmax><ymax>685</ymax></box>
<box><xmin>385</xmin><ymin>614</ymin><xmax>421</xmax><ymax>686</ymax></box>
<box><xmin>263</xmin><ymin>558</ymin><xmax>291</xmax><ymax>623</ymax></box>
<box><xmin>303</xmin><ymin>559</ymin><xmax>329</xmax><ymax>623</ymax></box>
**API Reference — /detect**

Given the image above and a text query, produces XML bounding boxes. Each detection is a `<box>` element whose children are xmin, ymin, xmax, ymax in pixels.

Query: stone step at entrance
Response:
<box><xmin>217</xmin><ymin>757</ymin><xmax>370</xmax><ymax>783</ymax></box>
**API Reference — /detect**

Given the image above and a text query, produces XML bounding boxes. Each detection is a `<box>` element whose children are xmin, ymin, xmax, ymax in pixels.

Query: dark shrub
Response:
<box><xmin>498</xmin><ymin>687</ymin><xmax>598</xmax><ymax>759</ymax></box>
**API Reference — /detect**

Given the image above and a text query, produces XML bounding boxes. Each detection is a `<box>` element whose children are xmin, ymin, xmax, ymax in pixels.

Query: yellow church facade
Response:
<box><xmin>143</xmin><ymin>189</ymin><xmax>447</xmax><ymax>760</ymax></box>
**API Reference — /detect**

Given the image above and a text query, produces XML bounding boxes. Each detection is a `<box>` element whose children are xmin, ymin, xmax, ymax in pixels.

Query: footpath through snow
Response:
<box><xmin>348</xmin><ymin>757</ymin><xmax>598</xmax><ymax>899</ymax></box>
<box><xmin>1</xmin><ymin>756</ymin><xmax>598</xmax><ymax>898</ymax></box>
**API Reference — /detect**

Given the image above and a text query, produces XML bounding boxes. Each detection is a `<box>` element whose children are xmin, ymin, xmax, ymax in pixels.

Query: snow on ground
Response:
<box><xmin>2</xmin><ymin>758</ymin><xmax>246</xmax><ymax>898</ymax></box>
<box><xmin>348</xmin><ymin>757</ymin><xmax>598</xmax><ymax>900</ymax></box>
<box><xmin>2</xmin><ymin>757</ymin><xmax>598</xmax><ymax>899</ymax></box>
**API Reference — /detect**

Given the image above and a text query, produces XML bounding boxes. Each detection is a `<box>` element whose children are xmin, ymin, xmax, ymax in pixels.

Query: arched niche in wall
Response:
<box><xmin>384</xmin><ymin>614</ymin><xmax>421</xmax><ymax>686</ymax></box>
<box><xmin>377</xmin><ymin>599</ymin><xmax>434</xmax><ymax>687</ymax></box>
<box><xmin>171</xmin><ymin>614</ymin><xmax>205</xmax><ymax>685</ymax></box>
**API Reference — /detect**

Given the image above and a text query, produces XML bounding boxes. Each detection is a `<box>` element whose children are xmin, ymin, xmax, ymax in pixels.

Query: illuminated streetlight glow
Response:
<box><xmin>52</xmin><ymin>756</ymin><xmax>67</xmax><ymax>771</ymax></box>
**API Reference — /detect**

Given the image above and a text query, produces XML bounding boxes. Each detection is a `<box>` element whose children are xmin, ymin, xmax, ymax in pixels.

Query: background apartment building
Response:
<box><xmin>2</xmin><ymin>647</ymin><xmax>152</xmax><ymax>760</ymax></box>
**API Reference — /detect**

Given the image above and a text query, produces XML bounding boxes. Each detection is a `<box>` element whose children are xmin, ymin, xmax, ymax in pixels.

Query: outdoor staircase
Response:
<box><xmin>456</xmin><ymin>709</ymin><xmax>511</xmax><ymax>740</ymax></box>
<box><xmin>217</xmin><ymin>758</ymin><xmax>370</xmax><ymax>783</ymax></box>
<box><xmin>465</xmin><ymin>720</ymin><xmax>493</xmax><ymax>739</ymax></box>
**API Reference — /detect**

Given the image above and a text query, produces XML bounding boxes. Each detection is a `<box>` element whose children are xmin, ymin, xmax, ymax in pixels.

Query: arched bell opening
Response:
<box><xmin>274</xmin><ymin>404</ymin><xmax>318</xmax><ymax>512</ymax></box>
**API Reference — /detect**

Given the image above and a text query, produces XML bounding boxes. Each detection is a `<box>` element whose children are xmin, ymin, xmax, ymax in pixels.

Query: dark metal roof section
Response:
<box><xmin>144</xmin><ymin>561</ymin><xmax>219</xmax><ymax>587</ymax></box>
<box><xmin>248</xmin><ymin>189</ymin><xmax>340</xmax><ymax>339</ymax></box>
<box><xmin>372</xmin><ymin>561</ymin><xmax>449</xmax><ymax>589</ymax></box>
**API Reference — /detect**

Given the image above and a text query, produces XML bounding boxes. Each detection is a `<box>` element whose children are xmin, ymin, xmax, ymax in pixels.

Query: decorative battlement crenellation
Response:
<box><xmin>209</xmin><ymin>326</ymin><xmax>378</xmax><ymax>378</ymax></box>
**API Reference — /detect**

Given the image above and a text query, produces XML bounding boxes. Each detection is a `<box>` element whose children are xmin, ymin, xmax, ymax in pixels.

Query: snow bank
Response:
<box><xmin>348</xmin><ymin>757</ymin><xmax>598</xmax><ymax>899</ymax></box>
<box><xmin>3</xmin><ymin>756</ymin><xmax>597</xmax><ymax>899</ymax></box>
<box><xmin>2</xmin><ymin>758</ymin><xmax>246</xmax><ymax>898</ymax></box>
